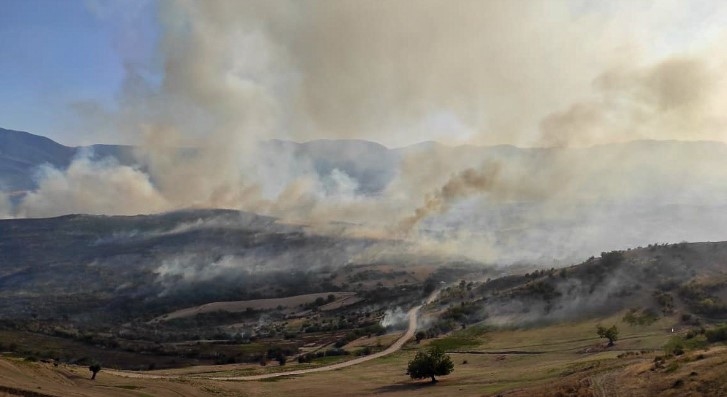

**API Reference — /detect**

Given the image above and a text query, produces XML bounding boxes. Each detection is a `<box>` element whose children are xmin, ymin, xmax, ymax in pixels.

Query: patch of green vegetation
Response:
<box><xmin>526</xmin><ymin>281</ymin><xmax>561</xmax><ymax>301</ymax></box>
<box><xmin>705</xmin><ymin>324</ymin><xmax>727</xmax><ymax>343</ymax></box>
<box><xmin>686</xmin><ymin>338</ymin><xmax>709</xmax><ymax>351</ymax></box>
<box><xmin>623</xmin><ymin>308</ymin><xmax>659</xmax><ymax>326</ymax></box>
<box><xmin>679</xmin><ymin>282</ymin><xmax>727</xmax><ymax>316</ymax></box>
<box><xmin>429</xmin><ymin>336</ymin><xmax>481</xmax><ymax>351</ymax></box>
<box><xmin>334</xmin><ymin>324</ymin><xmax>386</xmax><ymax>348</ymax></box>
<box><xmin>456</xmin><ymin>324</ymin><xmax>490</xmax><ymax>339</ymax></box>
<box><xmin>653</xmin><ymin>291</ymin><xmax>675</xmax><ymax>314</ymax></box>
<box><xmin>665</xmin><ymin>361</ymin><xmax>680</xmax><ymax>373</ymax></box>
<box><xmin>663</xmin><ymin>334</ymin><xmax>709</xmax><ymax>356</ymax></box>
<box><xmin>664</xmin><ymin>336</ymin><xmax>686</xmax><ymax>356</ymax></box>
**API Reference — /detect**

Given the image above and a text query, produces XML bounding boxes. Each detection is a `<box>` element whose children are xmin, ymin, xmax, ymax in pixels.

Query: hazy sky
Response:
<box><xmin>2</xmin><ymin>0</ymin><xmax>727</xmax><ymax>147</ymax></box>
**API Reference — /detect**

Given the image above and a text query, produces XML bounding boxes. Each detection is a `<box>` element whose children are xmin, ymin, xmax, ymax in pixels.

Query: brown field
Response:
<box><xmin>4</xmin><ymin>310</ymin><xmax>727</xmax><ymax>396</ymax></box>
<box><xmin>343</xmin><ymin>332</ymin><xmax>403</xmax><ymax>349</ymax></box>
<box><xmin>153</xmin><ymin>292</ymin><xmax>357</xmax><ymax>322</ymax></box>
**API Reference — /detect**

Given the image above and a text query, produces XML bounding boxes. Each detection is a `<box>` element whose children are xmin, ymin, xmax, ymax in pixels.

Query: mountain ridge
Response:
<box><xmin>5</xmin><ymin>126</ymin><xmax>727</xmax><ymax>195</ymax></box>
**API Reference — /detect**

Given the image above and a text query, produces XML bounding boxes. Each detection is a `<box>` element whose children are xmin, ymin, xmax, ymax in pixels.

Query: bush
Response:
<box><xmin>664</xmin><ymin>337</ymin><xmax>685</xmax><ymax>356</ymax></box>
<box><xmin>705</xmin><ymin>324</ymin><xmax>727</xmax><ymax>343</ymax></box>
<box><xmin>623</xmin><ymin>308</ymin><xmax>659</xmax><ymax>326</ymax></box>
<box><xmin>407</xmin><ymin>346</ymin><xmax>454</xmax><ymax>383</ymax></box>
<box><xmin>597</xmin><ymin>324</ymin><xmax>619</xmax><ymax>346</ymax></box>
<box><xmin>600</xmin><ymin>251</ymin><xmax>624</xmax><ymax>267</ymax></box>
<box><xmin>665</xmin><ymin>361</ymin><xmax>680</xmax><ymax>373</ymax></box>
<box><xmin>356</xmin><ymin>347</ymin><xmax>372</xmax><ymax>356</ymax></box>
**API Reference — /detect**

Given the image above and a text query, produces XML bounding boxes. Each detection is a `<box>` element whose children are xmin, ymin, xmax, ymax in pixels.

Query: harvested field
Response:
<box><xmin>152</xmin><ymin>292</ymin><xmax>357</xmax><ymax>322</ymax></box>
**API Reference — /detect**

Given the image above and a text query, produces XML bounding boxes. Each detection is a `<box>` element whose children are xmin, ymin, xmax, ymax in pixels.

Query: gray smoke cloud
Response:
<box><xmin>397</xmin><ymin>165</ymin><xmax>502</xmax><ymax>234</ymax></box>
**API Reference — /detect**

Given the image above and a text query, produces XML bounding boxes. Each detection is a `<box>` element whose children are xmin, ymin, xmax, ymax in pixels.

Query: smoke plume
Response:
<box><xmin>17</xmin><ymin>151</ymin><xmax>168</xmax><ymax>218</ymax></box>
<box><xmin>397</xmin><ymin>165</ymin><xmax>501</xmax><ymax>234</ymax></box>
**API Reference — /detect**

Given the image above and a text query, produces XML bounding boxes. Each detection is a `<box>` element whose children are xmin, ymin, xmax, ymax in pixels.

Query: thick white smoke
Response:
<box><xmin>16</xmin><ymin>150</ymin><xmax>168</xmax><ymax>218</ymax></box>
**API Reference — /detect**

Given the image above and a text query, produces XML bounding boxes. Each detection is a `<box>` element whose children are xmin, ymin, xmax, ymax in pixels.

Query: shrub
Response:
<box><xmin>597</xmin><ymin>324</ymin><xmax>619</xmax><ymax>346</ymax></box>
<box><xmin>705</xmin><ymin>324</ymin><xmax>727</xmax><ymax>343</ymax></box>
<box><xmin>663</xmin><ymin>337</ymin><xmax>685</xmax><ymax>356</ymax></box>
<box><xmin>623</xmin><ymin>308</ymin><xmax>659</xmax><ymax>325</ymax></box>
<box><xmin>407</xmin><ymin>346</ymin><xmax>454</xmax><ymax>383</ymax></box>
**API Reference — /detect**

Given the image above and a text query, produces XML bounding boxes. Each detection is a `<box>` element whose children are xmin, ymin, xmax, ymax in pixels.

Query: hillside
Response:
<box><xmin>499</xmin><ymin>242</ymin><xmax>727</xmax><ymax>321</ymax></box>
<box><xmin>0</xmin><ymin>128</ymin><xmax>75</xmax><ymax>192</ymax></box>
<box><xmin>2</xmin><ymin>209</ymin><xmax>727</xmax><ymax>371</ymax></box>
<box><xmin>0</xmin><ymin>209</ymin><xmax>485</xmax><ymax>370</ymax></box>
<box><xmin>3</xmin><ymin>212</ymin><xmax>727</xmax><ymax>394</ymax></box>
<box><xmin>0</xmin><ymin>208</ymin><xmax>442</xmax><ymax>322</ymax></box>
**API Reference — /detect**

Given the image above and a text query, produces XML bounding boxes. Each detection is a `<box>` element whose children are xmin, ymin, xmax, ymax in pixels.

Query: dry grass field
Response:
<box><xmin>4</xmin><ymin>310</ymin><xmax>726</xmax><ymax>397</ymax></box>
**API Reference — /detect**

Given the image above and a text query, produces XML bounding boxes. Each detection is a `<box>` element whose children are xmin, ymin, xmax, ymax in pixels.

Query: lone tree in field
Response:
<box><xmin>89</xmin><ymin>363</ymin><xmax>101</xmax><ymax>380</ymax></box>
<box><xmin>597</xmin><ymin>324</ymin><xmax>619</xmax><ymax>347</ymax></box>
<box><xmin>407</xmin><ymin>346</ymin><xmax>454</xmax><ymax>383</ymax></box>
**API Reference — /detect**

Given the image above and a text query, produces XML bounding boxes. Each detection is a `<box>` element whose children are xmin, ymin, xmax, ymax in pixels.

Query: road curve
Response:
<box><xmin>105</xmin><ymin>303</ymin><xmax>424</xmax><ymax>382</ymax></box>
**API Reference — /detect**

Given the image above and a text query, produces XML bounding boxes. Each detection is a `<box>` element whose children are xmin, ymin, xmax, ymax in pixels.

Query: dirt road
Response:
<box><xmin>106</xmin><ymin>303</ymin><xmax>424</xmax><ymax>382</ymax></box>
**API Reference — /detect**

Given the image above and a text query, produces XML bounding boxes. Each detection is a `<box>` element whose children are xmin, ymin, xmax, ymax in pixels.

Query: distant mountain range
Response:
<box><xmin>0</xmin><ymin>128</ymin><xmax>139</xmax><ymax>192</ymax></box>
<box><xmin>0</xmin><ymin>127</ymin><xmax>399</xmax><ymax>195</ymax></box>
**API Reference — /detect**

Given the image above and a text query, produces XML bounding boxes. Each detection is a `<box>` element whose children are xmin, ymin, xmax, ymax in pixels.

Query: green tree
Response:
<box><xmin>407</xmin><ymin>346</ymin><xmax>454</xmax><ymax>383</ymax></box>
<box><xmin>597</xmin><ymin>324</ymin><xmax>619</xmax><ymax>347</ymax></box>
<box><xmin>89</xmin><ymin>363</ymin><xmax>101</xmax><ymax>380</ymax></box>
<box><xmin>415</xmin><ymin>331</ymin><xmax>426</xmax><ymax>344</ymax></box>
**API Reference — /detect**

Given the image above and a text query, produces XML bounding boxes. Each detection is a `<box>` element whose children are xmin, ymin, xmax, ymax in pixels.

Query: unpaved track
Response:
<box><xmin>106</xmin><ymin>303</ymin><xmax>424</xmax><ymax>382</ymax></box>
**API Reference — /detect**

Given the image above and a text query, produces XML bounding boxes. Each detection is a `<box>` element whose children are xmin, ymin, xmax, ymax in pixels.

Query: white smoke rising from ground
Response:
<box><xmin>156</xmin><ymin>255</ymin><xmax>246</xmax><ymax>295</ymax></box>
<box><xmin>16</xmin><ymin>150</ymin><xmax>168</xmax><ymax>218</ymax></box>
<box><xmin>380</xmin><ymin>307</ymin><xmax>408</xmax><ymax>329</ymax></box>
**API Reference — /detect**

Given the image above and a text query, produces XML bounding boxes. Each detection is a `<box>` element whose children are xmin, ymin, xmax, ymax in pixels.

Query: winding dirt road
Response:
<box><xmin>106</xmin><ymin>302</ymin><xmax>424</xmax><ymax>382</ymax></box>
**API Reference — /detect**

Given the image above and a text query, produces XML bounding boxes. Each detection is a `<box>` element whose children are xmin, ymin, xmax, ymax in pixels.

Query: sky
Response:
<box><xmin>2</xmin><ymin>0</ymin><xmax>727</xmax><ymax>148</ymax></box>
<box><xmin>0</xmin><ymin>0</ymin><xmax>158</xmax><ymax>145</ymax></box>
